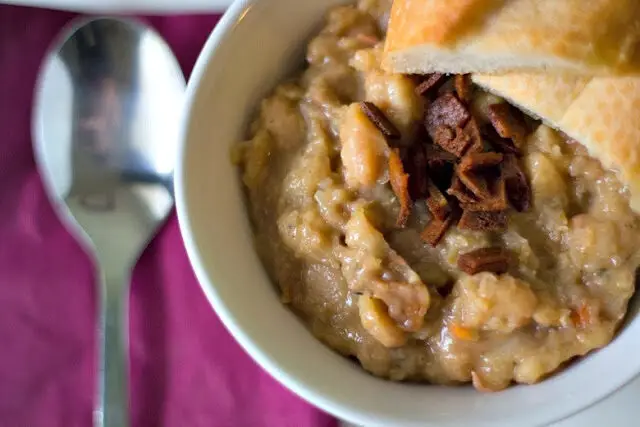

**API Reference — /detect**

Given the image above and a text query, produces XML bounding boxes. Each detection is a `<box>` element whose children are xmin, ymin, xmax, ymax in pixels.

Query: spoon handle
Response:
<box><xmin>96</xmin><ymin>267</ymin><xmax>130</xmax><ymax>427</ymax></box>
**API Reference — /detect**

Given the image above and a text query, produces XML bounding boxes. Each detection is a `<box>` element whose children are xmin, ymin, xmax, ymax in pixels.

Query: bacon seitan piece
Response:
<box><xmin>432</xmin><ymin>119</ymin><xmax>484</xmax><ymax>158</ymax></box>
<box><xmin>426</xmin><ymin>179</ymin><xmax>451</xmax><ymax>221</ymax></box>
<box><xmin>458</xmin><ymin>247</ymin><xmax>510</xmax><ymax>275</ymax></box>
<box><xmin>459</xmin><ymin>152</ymin><xmax>504</xmax><ymax>171</ymax></box>
<box><xmin>454</xmin><ymin>74</ymin><xmax>472</xmax><ymax>103</ymax></box>
<box><xmin>425</xmin><ymin>144</ymin><xmax>457</xmax><ymax>165</ymax></box>
<box><xmin>421</xmin><ymin>216</ymin><xmax>455</xmax><ymax>247</ymax></box>
<box><xmin>487</xmin><ymin>103</ymin><xmax>528</xmax><ymax>147</ymax></box>
<box><xmin>458</xmin><ymin>210</ymin><xmax>507</xmax><ymax>232</ymax></box>
<box><xmin>502</xmin><ymin>154</ymin><xmax>532</xmax><ymax>212</ymax></box>
<box><xmin>425</xmin><ymin>93</ymin><xmax>471</xmax><ymax>142</ymax></box>
<box><xmin>389</xmin><ymin>148</ymin><xmax>412</xmax><ymax>227</ymax></box>
<box><xmin>456</xmin><ymin>152</ymin><xmax>504</xmax><ymax>200</ymax></box>
<box><xmin>360</xmin><ymin>101</ymin><xmax>401</xmax><ymax>140</ymax></box>
<box><xmin>461</xmin><ymin>178</ymin><xmax>508</xmax><ymax>212</ymax></box>
<box><xmin>415</xmin><ymin>73</ymin><xmax>446</xmax><ymax>97</ymax></box>
<box><xmin>447</xmin><ymin>175</ymin><xmax>479</xmax><ymax>204</ymax></box>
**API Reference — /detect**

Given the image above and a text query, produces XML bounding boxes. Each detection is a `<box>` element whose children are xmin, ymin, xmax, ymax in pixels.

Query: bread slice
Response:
<box><xmin>383</xmin><ymin>0</ymin><xmax>640</xmax><ymax>76</ymax></box>
<box><xmin>473</xmin><ymin>73</ymin><xmax>640</xmax><ymax>211</ymax></box>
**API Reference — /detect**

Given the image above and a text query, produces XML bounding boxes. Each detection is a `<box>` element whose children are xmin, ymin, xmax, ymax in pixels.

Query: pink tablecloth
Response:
<box><xmin>0</xmin><ymin>6</ymin><xmax>337</xmax><ymax>427</ymax></box>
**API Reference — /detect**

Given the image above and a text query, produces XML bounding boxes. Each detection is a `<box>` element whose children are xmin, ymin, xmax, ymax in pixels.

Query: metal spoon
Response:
<box><xmin>32</xmin><ymin>18</ymin><xmax>185</xmax><ymax>427</ymax></box>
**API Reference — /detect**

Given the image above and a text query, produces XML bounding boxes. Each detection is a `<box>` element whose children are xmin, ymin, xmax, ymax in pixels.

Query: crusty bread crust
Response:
<box><xmin>473</xmin><ymin>73</ymin><xmax>640</xmax><ymax>211</ymax></box>
<box><xmin>471</xmin><ymin>73</ymin><xmax>590</xmax><ymax>124</ymax></box>
<box><xmin>383</xmin><ymin>0</ymin><xmax>640</xmax><ymax>75</ymax></box>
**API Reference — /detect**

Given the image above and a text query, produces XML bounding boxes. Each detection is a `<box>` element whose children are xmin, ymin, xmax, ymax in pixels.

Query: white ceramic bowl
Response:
<box><xmin>175</xmin><ymin>1</ymin><xmax>640</xmax><ymax>426</ymax></box>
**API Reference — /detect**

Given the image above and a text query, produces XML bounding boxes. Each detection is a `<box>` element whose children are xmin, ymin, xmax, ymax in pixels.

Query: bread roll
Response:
<box><xmin>383</xmin><ymin>0</ymin><xmax>640</xmax><ymax>76</ymax></box>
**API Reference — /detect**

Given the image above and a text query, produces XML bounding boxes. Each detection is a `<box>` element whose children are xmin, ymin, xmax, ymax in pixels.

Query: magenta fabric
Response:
<box><xmin>0</xmin><ymin>6</ymin><xmax>338</xmax><ymax>427</ymax></box>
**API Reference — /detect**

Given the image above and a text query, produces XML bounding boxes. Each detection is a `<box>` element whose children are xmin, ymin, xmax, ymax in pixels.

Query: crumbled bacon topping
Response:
<box><xmin>458</xmin><ymin>168</ymin><xmax>492</xmax><ymax>200</ymax></box>
<box><xmin>458</xmin><ymin>247</ymin><xmax>510</xmax><ymax>275</ymax></box>
<box><xmin>458</xmin><ymin>210</ymin><xmax>507</xmax><ymax>232</ymax></box>
<box><xmin>433</xmin><ymin>125</ymin><xmax>456</xmax><ymax>152</ymax></box>
<box><xmin>425</xmin><ymin>145</ymin><xmax>457</xmax><ymax>164</ymax></box>
<box><xmin>388</xmin><ymin>148</ymin><xmax>411</xmax><ymax>227</ymax></box>
<box><xmin>425</xmin><ymin>93</ymin><xmax>471</xmax><ymax>141</ymax></box>
<box><xmin>447</xmin><ymin>175</ymin><xmax>479</xmax><ymax>204</ymax></box>
<box><xmin>357</xmin><ymin>75</ymin><xmax>534</xmax><ymax>273</ymax></box>
<box><xmin>461</xmin><ymin>178</ymin><xmax>508</xmax><ymax>212</ymax></box>
<box><xmin>454</xmin><ymin>74</ymin><xmax>472</xmax><ymax>103</ymax></box>
<box><xmin>502</xmin><ymin>154</ymin><xmax>531</xmax><ymax>212</ymax></box>
<box><xmin>360</xmin><ymin>101</ymin><xmax>401</xmax><ymax>140</ymax></box>
<box><xmin>421</xmin><ymin>214</ymin><xmax>456</xmax><ymax>247</ymax></box>
<box><xmin>426</xmin><ymin>179</ymin><xmax>451</xmax><ymax>221</ymax></box>
<box><xmin>460</xmin><ymin>152</ymin><xmax>504</xmax><ymax>171</ymax></box>
<box><xmin>456</xmin><ymin>152</ymin><xmax>504</xmax><ymax>199</ymax></box>
<box><xmin>487</xmin><ymin>103</ymin><xmax>528</xmax><ymax>147</ymax></box>
<box><xmin>458</xmin><ymin>118</ymin><xmax>485</xmax><ymax>154</ymax></box>
<box><xmin>425</xmin><ymin>146</ymin><xmax>456</xmax><ymax>189</ymax></box>
<box><xmin>483</xmin><ymin>124</ymin><xmax>520</xmax><ymax>155</ymax></box>
<box><xmin>415</xmin><ymin>73</ymin><xmax>446</xmax><ymax>97</ymax></box>
<box><xmin>432</xmin><ymin>117</ymin><xmax>484</xmax><ymax>158</ymax></box>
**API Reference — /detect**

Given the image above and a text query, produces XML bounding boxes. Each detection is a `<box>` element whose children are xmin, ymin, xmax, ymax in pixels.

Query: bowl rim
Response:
<box><xmin>174</xmin><ymin>1</ymin><xmax>640</xmax><ymax>426</ymax></box>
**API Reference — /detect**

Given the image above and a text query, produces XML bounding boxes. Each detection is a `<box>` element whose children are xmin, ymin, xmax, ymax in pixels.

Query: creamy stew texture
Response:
<box><xmin>234</xmin><ymin>0</ymin><xmax>640</xmax><ymax>390</ymax></box>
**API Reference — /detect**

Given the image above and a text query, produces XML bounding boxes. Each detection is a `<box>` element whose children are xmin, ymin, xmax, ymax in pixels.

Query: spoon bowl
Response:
<box><xmin>32</xmin><ymin>17</ymin><xmax>185</xmax><ymax>427</ymax></box>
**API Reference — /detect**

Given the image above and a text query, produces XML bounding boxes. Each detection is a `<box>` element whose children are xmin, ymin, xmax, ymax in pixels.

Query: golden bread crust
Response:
<box><xmin>384</xmin><ymin>0</ymin><xmax>640</xmax><ymax>75</ymax></box>
<box><xmin>385</xmin><ymin>0</ymin><xmax>495</xmax><ymax>49</ymax></box>
<box><xmin>472</xmin><ymin>73</ymin><xmax>590</xmax><ymax>123</ymax></box>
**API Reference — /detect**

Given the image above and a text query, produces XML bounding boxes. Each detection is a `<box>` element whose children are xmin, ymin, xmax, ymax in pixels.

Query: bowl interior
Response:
<box><xmin>176</xmin><ymin>1</ymin><xmax>640</xmax><ymax>426</ymax></box>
